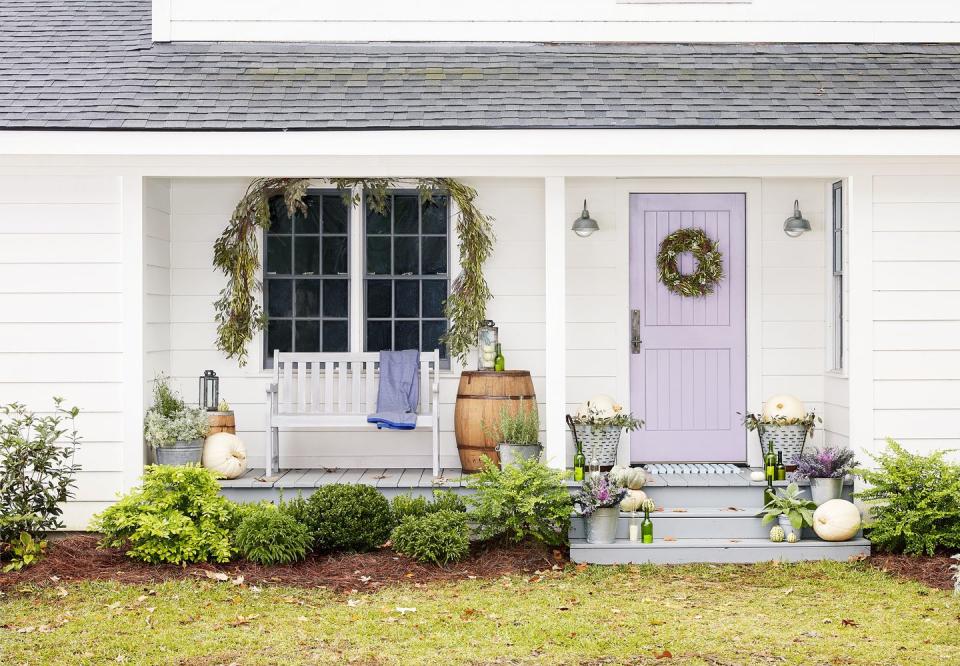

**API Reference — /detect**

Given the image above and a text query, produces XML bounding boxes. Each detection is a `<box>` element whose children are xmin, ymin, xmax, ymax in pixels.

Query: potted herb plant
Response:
<box><xmin>574</xmin><ymin>472</ymin><xmax>627</xmax><ymax>544</ymax></box>
<box><xmin>483</xmin><ymin>400</ymin><xmax>541</xmax><ymax>469</ymax></box>
<box><xmin>144</xmin><ymin>376</ymin><xmax>210</xmax><ymax>466</ymax></box>
<box><xmin>761</xmin><ymin>482</ymin><xmax>816</xmax><ymax>542</ymax></box>
<box><xmin>790</xmin><ymin>446</ymin><xmax>859</xmax><ymax>506</ymax></box>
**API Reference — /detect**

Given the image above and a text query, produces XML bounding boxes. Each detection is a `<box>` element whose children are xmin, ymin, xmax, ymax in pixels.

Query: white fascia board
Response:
<box><xmin>5</xmin><ymin>130</ymin><xmax>960</xmax><ymax>159</ymax></box>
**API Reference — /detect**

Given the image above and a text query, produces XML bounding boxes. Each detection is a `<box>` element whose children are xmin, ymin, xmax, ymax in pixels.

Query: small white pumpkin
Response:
<box><xmin>812</xmin><ymin>499</ymin><xmax>861</xmax><ymax>542</ymax></box>
<box><xmin>202</xmin><ymin>432</ymin><xmax>248</xmax><ymax>480</ymax></box>
<box><xmin>619</xmin><ymin>489</ymin><xmax>649</xmax><ymax>513</ymax></box>
<box><xmin>749</xmin><ymin>470</ymin><xmax>766</xmax><ymax>482</ymax></box>
<box><xmin>576</xmin><ymin>394</ymin><xmax>619</xmax><ymax>420</ymax></box>
<box><xmin>769</xmin><ymin>525</ymin><xmax>785</xmax><ymax>543</ymax></box>
<box><xmin>611</xmin><ymin>465</ymin><xmax>649</xmax><ymax>490</ymax></box>
<box><xmin>786</xmin><ymin>532</ymin><xmax>799</xmax><ymax>544</ymax></box>
<box><xmin>761</xmin><ymin>394</ymin><xmax>806</xmax><ymax>421</ymax></box>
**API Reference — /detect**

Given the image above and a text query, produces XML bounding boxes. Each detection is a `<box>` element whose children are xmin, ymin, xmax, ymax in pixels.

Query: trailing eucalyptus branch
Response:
<box><xmin>213</xmin><ymin>177</ymin><xmax>494</xmax><ymax>366</ymax></box>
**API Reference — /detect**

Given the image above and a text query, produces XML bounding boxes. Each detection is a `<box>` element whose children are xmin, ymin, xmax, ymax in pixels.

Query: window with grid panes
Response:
<box><xmin>263</xmin><ymin>193</ymin><xmax>349</xmax><ymax>367</ymax></box>
<box><xmin>364</xmin><ymin>192</ymin><xmax>449</xmax><ymax>361</ymax></box>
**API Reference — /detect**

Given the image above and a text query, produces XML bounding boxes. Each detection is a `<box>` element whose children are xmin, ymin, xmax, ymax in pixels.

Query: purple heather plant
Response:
<box><xmin>574</xmin><ymin>472</ymin><xmax>628</xmax><ymax>517</ymax></box>
<box><xmin>789</xmin><ymin>445</ymin><xmax>859</xmax><ymax>481</ymax></box>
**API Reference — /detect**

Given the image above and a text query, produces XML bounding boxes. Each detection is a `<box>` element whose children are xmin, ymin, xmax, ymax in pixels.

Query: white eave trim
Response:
<box><xmin>4</xmin><ymin>129</ymin><xmax>960</xmax><ymax>158</ymax></box>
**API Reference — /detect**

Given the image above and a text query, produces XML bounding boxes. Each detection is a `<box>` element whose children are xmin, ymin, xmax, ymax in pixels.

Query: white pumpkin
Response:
<box><xmin>619</xmin><ymin>489</ymin><xmax>649</xmax><ymax>513</ymax></box>
<box><xmin>812</xmin><ymin>499</ymin><xmax>861</xmax><ymax>542</ymax></box>
<box><xmin>611</xmin><ymin>465</ymin><xmax>648</xmax><ymax>490</ymax></box>
<box><xmin>202</xmin><ymin>432</ymin><xmax>248</xmax><ymax>479</ymax></box>
<box><xmin>761</xmin><ymin>394</ymin><xmax>806</xmax><ymax>421</ymax></box>
<box><xmin>749</xmin><ymin>470</ymin><xmax>766</xmax><ymax>482</ymax></box>
<box><xmin>576</xmin><ymin>394</ymin><xmax>620</xmax><ymax>420</ymax></box>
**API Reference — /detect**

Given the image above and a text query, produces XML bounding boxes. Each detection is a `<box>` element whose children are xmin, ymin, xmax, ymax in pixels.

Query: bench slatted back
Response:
<box><xmin>272</xmin><ymin>351</ymin><xmax>440</xmax><ymax>416</ymax></box>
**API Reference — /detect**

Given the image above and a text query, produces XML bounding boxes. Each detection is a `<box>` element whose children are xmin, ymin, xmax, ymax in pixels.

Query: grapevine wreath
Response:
<box><xmin>656</xmin><ymin>228</ymin><xmax>724</xmax><ymax>297</ymax></box>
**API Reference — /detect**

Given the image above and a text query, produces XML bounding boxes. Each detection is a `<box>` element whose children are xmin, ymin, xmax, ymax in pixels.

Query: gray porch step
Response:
<box><xmin>639</xmin><ymin>481</ymin><xmax>853</xmax><ymax>508</ymax></box>
<box><xmin>570</xmin><ymin>537</ymin><xmax>871</xmax><ymax>565</ymax></box>
<box><xmin>569</xmin><ymin>508</ymin><xmax>772</xmax><ymax>540</ymax></box>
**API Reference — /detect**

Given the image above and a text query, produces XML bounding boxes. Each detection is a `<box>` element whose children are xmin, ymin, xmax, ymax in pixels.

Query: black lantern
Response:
<box><xmin>199</xmin><ymin>370</ymin><xmax>219</xmax><ymax>412</ymax></box>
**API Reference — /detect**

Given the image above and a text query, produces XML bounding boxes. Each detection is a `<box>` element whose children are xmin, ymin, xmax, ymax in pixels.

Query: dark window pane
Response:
<box><xmin>267</xmin><ymin>319</ymin><xmax>292</xmax><ymax>354</ymax></box>
<box><xmin>295</xmin><ymin>280</ymin><xmax>321</xmax><ymax>317</ymax></box>
<box><xmin>367</xmin><ymin>236</ymin><xmax>391</xmax><ymax>275</ymax></box>
<box><xmin>323</xmin><ymin>321</ymin><xmax>348</xmax><ymax>352</ymax></box>
<box><xmin>422</xmin><ymin>280</ymin><xmax>447</xmax><ymax>318</ymax></box>
<box><xmin>296</xmin><ymin>196</ymin><xmax>320</xmax><ymax>234</ymax></box>
<box><xmin>268</xmin><ymin>196</ymin><xmax>291</xmax><ymax>234</ymax></box>
<box><xmin>265</xmin><ymin>236</ymin><xmax>291</xmax><ymax>275</ymax></box>
<box><xmin>267</xmin><ymin>280</ymin><xmax>293</xmax><ymax>317</ymax></box>
<box><xmin>395</xmin><ymin>320</ymin><xmax>419</xmax><ymax>351</ymax></box>
<box><xmin>366</xmin><ymin>203</ymin><xmax>390</xmax><ymax>235</ymax></box>
<box><xmin>394</xmin><ymin>195</ymin><xmax>419</xmax><ymax>234</ymax></box>
<box><xmin>421</xmin><ymin>236</ymin><xmax>447</xmax><ymax>275</ymax></box>
<box><xmin>421</xmin><ymin>196</ymin><xmax>448</xmax><ymax>234</ymax></box>
<box><xmin>295</xmin><ymin>320</ymin><xmax>320</xmax><ymax>352</ymax></box>
<box><xmin>394</xmin><ymin>236</ymin><xmax>418</xmax><ymax>275</ymax></box>
<box><xmin>323</xmin><ymin>280</ymin><xmax>348</xmax><ymax>317</ymax></box>
<box><xmin>394</xmin><ymin>280</ymin><xmax>419</xmax><ymax>318</ymax></box>
<box><xmin>322</xmin><ymin>195</ymin><xmax>348</xmax><ymax>234</ymax></box>
<box><xmin>422</xmin><ymin>320</ymin><xmax>447</xmax><ymax>356</ymax></box>
<box><xmin>294</xmin><ymin>236</ymin><xmax>320</xmax><ymax>275</ymax></box>
<box><xmin>367</xmin><ymin>280</ymin><xmax>392</xmax><ymax>318</ymax></box>
<box><xmin>366</xmin><ymin>321</ymin><xmax>391</xmax><ymax>352</ymax></box>
<box><xmin>323</xmin><ymin>236</ymin><xmax>348</xmax><ymax>275</ymax></box>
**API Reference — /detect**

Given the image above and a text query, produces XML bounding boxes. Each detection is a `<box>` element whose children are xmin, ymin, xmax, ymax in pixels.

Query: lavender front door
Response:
<box><xmin>629</xmin><ymin>193</ymin><xmax>746</xmax><ymax>463</ymax></box>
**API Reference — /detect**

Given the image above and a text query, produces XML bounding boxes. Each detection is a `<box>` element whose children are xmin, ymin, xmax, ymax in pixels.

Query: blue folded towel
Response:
<box><xmin>367</xmin><ymin>349</ymin><xmax>420</xmax><ymax>430</ymax></box>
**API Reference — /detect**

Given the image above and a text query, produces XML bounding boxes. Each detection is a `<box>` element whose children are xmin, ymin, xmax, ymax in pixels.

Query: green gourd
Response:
<box><xmin>786</xmin><ymin>532</ymin><xmax>799</xmax><ymax>544</ymax></box>
<box><xmin>769</xmin><ymin>525</ymin><xmax>785</xmax><ymax>543</ymax></box>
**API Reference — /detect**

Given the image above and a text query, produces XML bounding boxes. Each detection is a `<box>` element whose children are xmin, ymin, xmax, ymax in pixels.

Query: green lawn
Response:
<box><xmin>1</xmin><ymin>561</ymin><xmax>957</xmax><ymax>665</ymax></box>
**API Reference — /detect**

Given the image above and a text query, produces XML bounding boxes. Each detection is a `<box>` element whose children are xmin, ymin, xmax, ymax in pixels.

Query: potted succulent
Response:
<box><xmin>761</xmin><ymin>482</ymin><xmax>816</xmax><ymax>542</ymax></box>
<box><xmin>483</xmin><ymin>400</ymin><xmax>541</xmax><ymax>469</ymax></box>
<box><xmin>789</xmin><ymin>446</ymin><xmax>859</xmax><ymax>506</ymax></box>
<box><xmin>144</xmin><ymin>376</ymin><xmax>210</xmax><ymax>466</ymax></box>
<box><xmin>574</xmin><ymin>472</ymin><xmax>627</xmax><ymax>544</ymax></box>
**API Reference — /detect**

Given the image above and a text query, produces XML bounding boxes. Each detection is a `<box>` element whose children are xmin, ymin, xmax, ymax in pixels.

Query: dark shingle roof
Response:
<box><xmin>3</xmin><ymin>0</ymin><xmax>960</xmax><ymax>130</ymax></box>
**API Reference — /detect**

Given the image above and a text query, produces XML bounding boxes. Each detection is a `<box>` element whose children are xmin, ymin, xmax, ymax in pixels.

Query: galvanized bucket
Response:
<box><xmin>496</xmin><ymin>443</ymin><xmax>542</xmax><ymax>468</ymax></box>
<box><xmin>777</xmin><ymin>514</ymin><xmax>801</xmax><ymax>542</ymax></box>
<box><xmin>809</xmin><ymin>477</ymin><xmax>844</xmax><ymax>506</ymax></box>
<box><xmin>153</xmin><ymin>439</ymin><xmax>204</xmax><ymax>466</ymax></box>
<box><xmin>586</xmin><ymin>506</ymin><xmax>620</xmax><ymax>544</ymax></box>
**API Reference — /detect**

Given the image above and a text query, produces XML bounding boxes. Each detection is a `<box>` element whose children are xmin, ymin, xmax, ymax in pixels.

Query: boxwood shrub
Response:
<box><xmin>391</xmin><ymin>509</ymin><xmax>470</xmax><ymax>565</ymax></box>
<box><xmin>233</xmin><ymin>503</ymin><xmax>312</xmax><ymax>565</ymax></box>
<box><xmin>305</xmin><ymin>484</ymin><xmax>392</xmax><ymax>552</ymax></box>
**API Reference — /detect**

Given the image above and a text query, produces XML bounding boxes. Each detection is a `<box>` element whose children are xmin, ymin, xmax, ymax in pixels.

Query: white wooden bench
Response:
<box><xmin>265</xmin><ymin>350</ymin><xmax>441</xmax><ymax>478</ymax></box>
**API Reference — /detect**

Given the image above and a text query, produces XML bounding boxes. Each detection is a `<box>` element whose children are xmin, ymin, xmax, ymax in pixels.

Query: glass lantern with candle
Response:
<box><xmin>477</xmin><ymin>320</ymin><xmax>498</xmax><ymax>371</ymax></box>
<box><xmin>199</xmin><ymin>370</ymin><xmax>219</xmax><ymax>412</ymax></box>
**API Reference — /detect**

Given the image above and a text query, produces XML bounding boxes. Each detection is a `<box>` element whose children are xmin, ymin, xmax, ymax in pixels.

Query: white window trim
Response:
<box><xmin>826</xmin><ymin>179</ymin><xmax>847</xmax><ymax>376</ymax></box>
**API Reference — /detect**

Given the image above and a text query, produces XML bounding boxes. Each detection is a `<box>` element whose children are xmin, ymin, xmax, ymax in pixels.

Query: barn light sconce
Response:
<box><xmin>572</xmin><ymin>200</ymin><xmax>600</xmax><ymax>237</ymax></box>
<box><xmin>783</xmin><ymin>200</ymin><xmax>812</xmax><ymax>238</ymax></box>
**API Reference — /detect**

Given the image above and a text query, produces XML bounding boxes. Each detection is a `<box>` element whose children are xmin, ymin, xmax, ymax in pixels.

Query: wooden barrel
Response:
<box><xmin>207</xmin><ymin>411</ymin><xmax>236</xmax><ymax>435</ymax></box>
<box><xmin>454</xmin><ymin>371</ymin><xmax>537</xmax><ymax>472</ymax></box>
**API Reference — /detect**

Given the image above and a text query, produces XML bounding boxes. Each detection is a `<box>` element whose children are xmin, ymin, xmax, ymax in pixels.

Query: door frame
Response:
<box><xmin>614</xmin><ymin>179</ymin><xmax>763</xmax><ymax>467</ymax></box>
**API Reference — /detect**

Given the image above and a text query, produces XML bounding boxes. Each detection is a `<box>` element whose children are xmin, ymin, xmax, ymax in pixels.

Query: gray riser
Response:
<box><xmin>570</xmin><ymin>512</ymin><xmax>772</xmax><ymax>540</ymax></box>
<box><xmin>640</xmin><ymin>485</ymin><xmax>853</xmax><ymax>507</ymax></box>
<box><xmin>570</xmin><ymin>537</ymin><xmax>871</xmax><ymax>565</ymax></box>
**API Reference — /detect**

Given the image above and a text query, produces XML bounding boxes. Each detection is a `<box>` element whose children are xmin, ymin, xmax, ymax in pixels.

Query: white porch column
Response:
<box><xmin>120</xmin><ymin>174</ymin><xmax>145</xmax><ymax>492</ymax></box>
<box><xmin>544</xmin><ymin>177</ymin><xmax>567</xmax><ymax>470</ymax></box>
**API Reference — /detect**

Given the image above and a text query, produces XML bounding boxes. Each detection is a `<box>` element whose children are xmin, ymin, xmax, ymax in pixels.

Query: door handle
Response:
<box><xmin>631</xmin><ymin>309</ymin><xmax>642</xmax><ymax>354</ymax></box>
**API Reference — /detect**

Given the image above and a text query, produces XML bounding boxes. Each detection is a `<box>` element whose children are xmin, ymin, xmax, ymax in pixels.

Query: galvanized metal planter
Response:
<box><xmin>809</xmin><ymin>477</ymin><xmax>844</xmax><ymax>506</ymax></box>
<box><xmin>496</xmin><ymin>442</ymin><xmax>541</xmax><ymax>468</ymax></box>
<box><xmin>153</xmin><ymin>439</ymin><xmax>204</xmax><ymax>466</ymax></box>
<box><xmin>586</xmin><ymin>506</ymin><xmax>620</xmax><ymax>544</ymax></box>
<box><xmin>777</xmin><ymin>514</ymin><xmax>801</xmax><ymax>541</ymax></box>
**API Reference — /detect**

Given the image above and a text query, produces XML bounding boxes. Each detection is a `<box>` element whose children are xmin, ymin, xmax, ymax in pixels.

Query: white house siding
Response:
<box><xmin>157</xmin><ymin>0</ymin><xmax>960</xmax><ymax>42</ymax></box>
<box><xmin>144</xmin><ymin>178</ymin><xmax>172</xmax><ymax>405</ymax></box>
<box><xmin>872</xmin><ymin>175</ymin><xmax>960</xmax><ymax>459</ymax></box>
<box><xmin>0</xmin><ymin>176</ymin><xmax>125</xmax><ymax>528</ymax></box>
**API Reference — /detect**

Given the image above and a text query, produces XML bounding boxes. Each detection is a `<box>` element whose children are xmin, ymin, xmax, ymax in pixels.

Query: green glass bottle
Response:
<box><xmin>494</xmin><ymin>343</ymin><xmax>505</xmax><ymax>372</ymax></box>
<box><xmin>763</xmin><ymin>478</ymin><xmax>776</xmax><ymax>508</ymax></box>
<box><xmin>764</xmin><ymin>441</ymin><xmax>777</xmax><ymax>483</ymax></box>
<box><xmin>775</xmin><ymin>451</ymin><xmax>787</xmax><ymax>481</ymax></box>
<box><xmin>573</xmin><ymin>443</ymin><xmax>586</xmax><ymax>482</ymax></box>
<box><xmin>641</xmin><ymin>506</ymin><xmax>654</xmax><ymax>544</ymax></box>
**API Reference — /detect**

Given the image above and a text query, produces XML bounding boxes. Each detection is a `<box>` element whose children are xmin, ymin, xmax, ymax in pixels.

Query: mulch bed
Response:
<box><xmin>0</xmin><ymin>535</ymin><xmax>566</xmax><ymax>594</ymax></box>
<box><xmin>867</xmin><ymin>551</ymin><xmax>957</xmax><ymax>591</ymax></box>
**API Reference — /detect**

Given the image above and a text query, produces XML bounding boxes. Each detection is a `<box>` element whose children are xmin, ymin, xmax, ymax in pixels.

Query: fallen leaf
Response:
<box><xmin>842</xmin><ymin>619</ymin><xmax>859</xmax><ymax>627</ymax></box>
<box><xmin>654</xmin><ymin>649</ymin><xmax>673</xmax><ymax>659</ymax></box>
<box><xmin>346</xmin><ymin>599</ymin><xmax>361</xmax><ymax>608</ymax></box>
<box><xmin>663</xmin><ymin>536</ymin><xmax>677</xmax><ymax>542</ymax></box>
<box><xmin>55</xmin><ymin>587</ymin><xmax>69</xmax><ymax>598</ymax></box>
<box><xmin>395</xmin><ymin>607</ymin><xmax>417</xmax><ymax>614</ymax></box>
<box><xmin>231</xmin><ymin>575</ymin><xmax>244</xmax><ymax>586</ymax></box>
<box><xmin>723</xmin><ymin>507</ymin><xmax>743</xmax><ymax>512</ymax></box>
<box><xmin>360</xmin><ymin>575</ymin><xmax>372</xmax><ymax>583</ymax></box>
<box><xmin>848</xmin><ymin>553</ymin><xmax>867</xmax><ymax>563</ymax></box>
<box><xmin>575</xmin><ymin>563</ymin><xmax>588</xmax><ymax>572</ymax></box>
<box><xmin>204</xmin><ymin>571</ymin><xmax>229</xmax><ymax>582</ymax></box>
<box><xmin>670</xmin><ymin>508</ymin><xmax>688</xmax><ymax>513</ymax></box>
<box><xmin>557</xmin><ymin>606</ymin><xmax>570</xmax><ymax>611</ymax></box>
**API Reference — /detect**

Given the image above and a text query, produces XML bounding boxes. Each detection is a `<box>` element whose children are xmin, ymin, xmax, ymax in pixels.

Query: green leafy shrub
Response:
<box><xmin>466</xmin><ymin>458</ymin><xmax>571</xmax><ymax>546</ymax></box>
<box><xmin>91</xmin><ymin>465</ymin><xmax>239</xmax><ymax>564</ymax></box>
<box><xmin>305</xmin><ymin>484</ymin><xmax>392</xmax><ymax>552</ymax></box>
<box><xmin>233</xmin><ymin>503</ymin><xmax>312</xmax><ymax>565</ymax></box>
<box><xmin>391</xmin><ymin>510</ymin><xmax>470</xmax><ymax>565</ymax></box>
<box><xmin>279</xmin><ymin>492</ymin><xmax>311</xmax><ymax>526</ymax></box>
<box><xmin>0</xmin><ymin>399</ymin><xmax>80</xmax><ymax>543</ymax></box>
<box><xmin>390</xmin><ymin>490</ymin><xmax>467</xmax><ymax>523</ymax></box>
<box><xmin>2</xmin><ymin>532</ymin><xmax>48</xmax><ymax>572</ymax></box>
<box><xmin>856</xmin><ymin>439</ymin><xmax>960</xmax><ymax>555</ymax></box>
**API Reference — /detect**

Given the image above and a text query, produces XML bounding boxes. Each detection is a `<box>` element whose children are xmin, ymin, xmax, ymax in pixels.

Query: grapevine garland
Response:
<box><xmin>213</xmin><ymin>177</ymin><xmax>494</xmax><ymax>366</ymax></box>
<box><xmin>656</xmin><ymin>227</ymin><xmax>724</xmax><ymax>298</ymax></box>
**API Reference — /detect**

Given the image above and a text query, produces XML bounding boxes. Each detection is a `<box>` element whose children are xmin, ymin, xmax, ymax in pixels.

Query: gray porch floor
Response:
<box><xmin>220</xmin><ymin>467</ymin><xmax>468</xmax><ymax>490</ymax></box>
